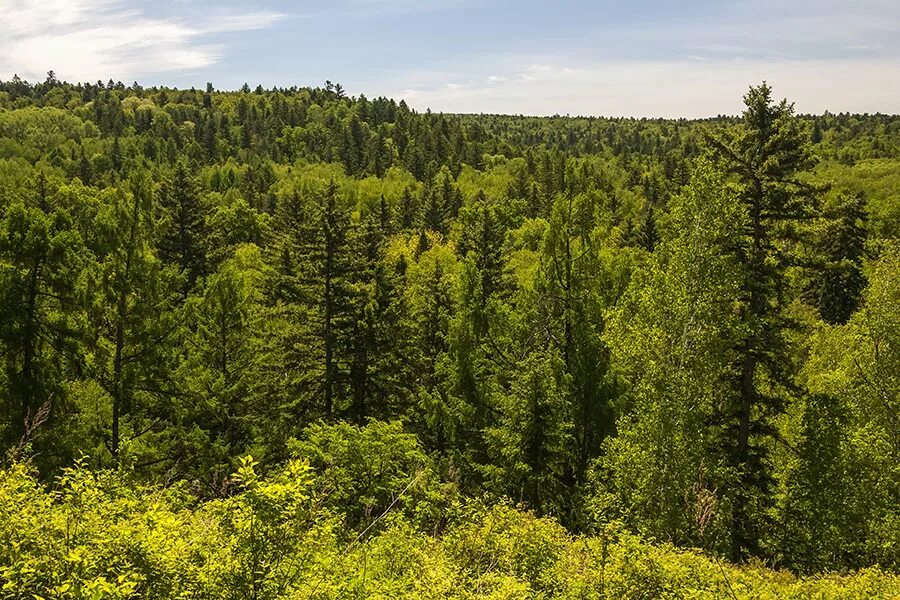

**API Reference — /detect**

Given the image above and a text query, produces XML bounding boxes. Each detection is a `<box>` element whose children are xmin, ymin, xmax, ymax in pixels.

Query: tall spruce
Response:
<box><xmin>707</xmin><ymin>83</ymin><xmax>819</xmax><ymax>559</ymax></box>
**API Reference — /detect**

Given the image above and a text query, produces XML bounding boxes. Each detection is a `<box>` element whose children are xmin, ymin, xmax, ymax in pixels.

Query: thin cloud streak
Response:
<box><xmin>346</xmin><ymin>0</ymin><xmax>475</xmax><ymax>17</ymax></box>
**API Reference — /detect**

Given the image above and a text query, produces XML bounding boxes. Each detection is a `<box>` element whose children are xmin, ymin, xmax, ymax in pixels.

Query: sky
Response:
<box><xmin>1</xmin><ymin>0</ymin><xmax>899</xmax><ymax>117</ymax></box>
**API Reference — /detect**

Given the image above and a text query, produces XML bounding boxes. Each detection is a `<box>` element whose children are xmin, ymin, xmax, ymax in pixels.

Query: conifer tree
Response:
<box><xmin>539</xmin><ymin>192</ymin><xmax>617</xmax><ymax>485</ymax></box>
<box><xmin>485</xmin><ymin>351</ymin><xmax>571</xmax><ymax>515</ymax></box>
<box><xmin>86</xmin><ymin>174</ymin><xmax>181</xmax><ymax>464</ymax></box>
<box><xmin>181</xmin><ymin>244</ymin><xmax>266</xmax><ymax>477</ymax></box>
<box><xmin>399</xmin><ymin>186</ymin><xmax>419</xmax><ymax>230</ymax></box>
<box><xmin>807</xmin><ymin>192</ymin><xmax>867</xmax><ymax>324</ymax></box>
<box><xmin>458</xmin><ymin>192</ymin><xmax>506</xmax><ymax>320</ymax></box>
<box><xmin>263</xmin><ymin>181</ymin><xmax>358</xmax><ymax>421</ymax></box>
<box><xmin>0</xmin><ymin>181</ymin><xmax>86</xmax><ymax>447</ymax></box>
<box><xmin>707</xmin><ymin>82</ymin><xmax>819</xmax><ymax>559</ymax></box>
<box><xmin>157</xmin><ymin>161</ymin><xmax>208</xmax><ymax>293</ymax></box>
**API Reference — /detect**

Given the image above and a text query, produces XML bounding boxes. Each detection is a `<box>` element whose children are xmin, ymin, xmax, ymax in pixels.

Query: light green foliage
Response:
<box><xmin>794</xmin><ymin>244</ymin><xmax>900</xmax><ymax>571</ymax></box>
<box><xmin>598</xmin><ymin>161</ymin><xmax>743</xmax><ymax>552</ymax></box>
<box><xmin>0</xmin><ymin>107</ymin><xmax>97</xmax><ymax>162</ymax></box>
<box><xmin>1</xmin><ymin>458</ymin><xmax>897</xmax><ymax>599</ymax></box>
<box><xmin>289</xmin><ymin>420</ymin><xmax>452</xmax><ymax>531</ymax></box>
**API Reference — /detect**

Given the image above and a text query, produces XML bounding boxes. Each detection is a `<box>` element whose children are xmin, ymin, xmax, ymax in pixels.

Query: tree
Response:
<box><xmin>799</xmin><ymin>245</ymin><xmax>900</xmax><ymax>570</ymax></box>
<box><xmin>85</xmin><ymin>174</ymin><xmax>181</xmax><ymax>465</ymax></box>
<box><xmin>458</xmin><ymin>193</ymin><xmax>506</xmax><ymax>318</ymax></box>
<box><xmin>776</xmin><ymin>393</ymin><xmax>854</xmax><ymax>573</ymax></box>
<box><xmin>484</xmin><ymin>351</ymin><xmax>572</xmax><ymax>516</ymax></box>
<box><xmin>180</xmin><ymin>244</ymin><xmax>267</xmax><ymax>478</ymax></box>
<box><xmin>638</xmin><ymin>204</ymin><xmax>658</xmax><ymax>252</ymax></box>
<box><xmin>157</xmin><ymin>161</ymin><xmax>209</xmax><ymax>293</ymax></box>
<box><xmin>262</xmin><ymin>181</ymin><xmax>358</xmax><ymax>423</ymax></box>
<box><xmin>707</xmin><ymin>82</ymin><xmax>820</xmax><ymax>559</ymax></box>
<box><xmin>599</xmin><ymin>161</ymin><xmax>743</xmax><ymax>553</ymax></box>
<box><xmin>405</xmin><ymin>242</ymin><xmax>458</xmax><ymax>451</ymax></box>
<box><xmin>399</xmin><ymin>185</ymin><xmax>420</xmax><ymax>230</ymax></box>
<box><xmin>806</xmin><ymin>191</ymin><xmax>867</xmax><ymax>324</ymax></box>
<box><xmin>538</xmin><ymin>192</ymin><xmax>617</xmax><ymax>485</ymax></box>
<box><xmin>0</xmin><ymin>184</ymin><xmax>86</xmax><ymax>449</ymax></box>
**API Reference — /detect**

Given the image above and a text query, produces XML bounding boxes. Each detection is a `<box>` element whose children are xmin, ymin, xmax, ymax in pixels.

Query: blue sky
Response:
<box><xmin>1</xmin><ymin>0</ymin><xmax>898</xmax><ymax>117</ymax></box>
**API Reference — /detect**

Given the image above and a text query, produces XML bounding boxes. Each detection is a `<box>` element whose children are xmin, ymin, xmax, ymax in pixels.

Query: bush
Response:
<box><xmin>1</xmin><ymin>459</ymin><xmax>898</xmax><ymax>599</ymax></box>
<box><xmin>289</xmin><ymin>420</ymin><xmax>457</xmax><ymax>533</ymax></box>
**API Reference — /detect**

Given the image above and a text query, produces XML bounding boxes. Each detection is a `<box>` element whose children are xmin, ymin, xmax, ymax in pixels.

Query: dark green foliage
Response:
<box><xmin>83</xmin><ymin>175</ymin><xmax>182</xmax><ymax>466</ymax></box>
<box><xmin>806</xmin><ymin>191</ymin><xmax>868</xmax><ymax>324</ymax></box>
<box><xmin>156</xmin><ymin>161</ymin><xmax>209</xmax><ymax>292</ymax></box>
<box><xmin>0</xmin><ymin>183</ymin><xmax>86</xmax><ymax>451</ymax></box>
<box><xmin>707</xmin><ymin>83</ymin><xmax>820</xmax><ymax>559</ymax></box>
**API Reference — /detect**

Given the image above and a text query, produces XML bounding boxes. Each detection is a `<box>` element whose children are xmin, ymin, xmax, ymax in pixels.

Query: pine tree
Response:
<box><xmin>317</xmin><ymin>181</ymin><xmax>358</xmax><ymax>418</ymax></box>
<box><xmin>458</xmin><ymin>192</ymin><xmax>506</xmax><ymax>321</ymax></box>
<box><xmin>485</xmin><ymin>351</ymin><xmax>571</xmax><ymax>515</ymax></box>
<box><xmin>638</xmin><ymin>204</ymin><xmax>659</xmax><ymax>252</ymax></box>
<box><xmin>811</xmin><ymin>118</ymin><xmax>823</xmax><ymax>144</ymax></box>
<box><xmin>111</xmin><ymin>136</ymin><xmax>123</xmax><ymax>172</ymax></box>
<box><xmin>79</xmin><ymin>146</ymin><xmax>92</xmax><ymax>185</ymax></box>
<box><xmin>405</xmin><ymin>243</ymin><xmax>457</xmax><ymax>450</ymax></box>
<box><xmin>348</xmin><ymin>212</ymin><xmax>380</xmax><ymax>423</ymax></box>
<box><xmin>423</xmin><ymin>170</ymin><xmax>459</xmax><ymax>234</ymax></box>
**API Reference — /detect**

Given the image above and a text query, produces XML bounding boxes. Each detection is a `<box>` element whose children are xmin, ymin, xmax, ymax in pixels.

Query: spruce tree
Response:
<box><xmin>263</xmin><ymin>181</ymin><xmax>358</xmax><ymax>421</ymax></box>
<box><xmin>539</xmin><ymin>192</ymin><xmax>616</xmax><ymax>485</ymax></box>
<box><xmin>181</xmin><ymin>244</ymin><xmax>265</xmax><ymax>478</ymax></box>
<box><xmin>808</xmin><ymin>192</ymin><xmax>867</xmax><ymax>324</ymax></box>
<box><xmin>707</xmin><ymin>83</ymin><xmax>819</xmax><ymax>559</ymax></box>
<box><xmin>157</xmin><ymin>161</ymin><xmax>208</xmax><ymax>293</ymax></box>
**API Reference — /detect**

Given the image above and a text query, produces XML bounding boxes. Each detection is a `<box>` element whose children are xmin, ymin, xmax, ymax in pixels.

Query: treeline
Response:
<box><xmin>0</xmin><ymin>74</ymin><xmax>899</xmax><ymax>578</ymax></box>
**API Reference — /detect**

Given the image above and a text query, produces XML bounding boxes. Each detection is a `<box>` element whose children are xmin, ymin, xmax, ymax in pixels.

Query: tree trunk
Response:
<box><xmin>732</xmin><ymin>183</ymin><xmax>764</xmax><ymax>560</ymax></box>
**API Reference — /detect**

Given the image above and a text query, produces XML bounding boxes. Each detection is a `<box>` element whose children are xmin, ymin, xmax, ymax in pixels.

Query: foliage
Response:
<box><xmin>0</xmin><ymin>75</ymin><xmax>899</xmax><ymax>585</ymax></box>
<box><xmin>2</xmin><ymin>458</ymin><xmax>898</xmax><ymax>599</ymax></box>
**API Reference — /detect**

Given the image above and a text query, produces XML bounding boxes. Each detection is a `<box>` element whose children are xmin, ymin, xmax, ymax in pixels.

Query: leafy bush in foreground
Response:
<box><xmin>1</xmin><ymin>459</ymin><xmax>897</xmax><ymax>599</ymax></box>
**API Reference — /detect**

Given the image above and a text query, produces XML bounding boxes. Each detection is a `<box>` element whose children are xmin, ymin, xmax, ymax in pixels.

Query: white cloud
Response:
<box><xmin>390</xmin><ymin>58</ymin><xmax>900</xmax><ymax>117</ymax></box>
<box><xmin>0</xmin><ymin>0</ymin><xmax>283</xmax><ymax>82</ymax></box>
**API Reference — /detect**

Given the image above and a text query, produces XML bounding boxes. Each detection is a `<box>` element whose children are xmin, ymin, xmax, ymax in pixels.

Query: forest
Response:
<box><xmin>0</xmin><ymin>73</ymin><xmax>899</xmax><ymax>598</ymax></box>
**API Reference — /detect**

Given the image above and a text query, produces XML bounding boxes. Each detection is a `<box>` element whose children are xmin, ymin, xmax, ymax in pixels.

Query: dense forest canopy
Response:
<box><xmin>1</xmin><ymin>73</ymin><xmax>899</xmax><ymax>597</ymax></box>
